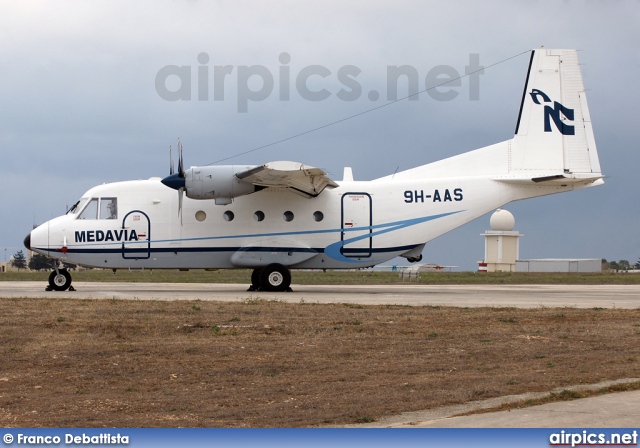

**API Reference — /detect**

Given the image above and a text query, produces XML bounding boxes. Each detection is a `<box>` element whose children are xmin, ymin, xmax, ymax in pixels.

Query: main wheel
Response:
<box><xmin>48</xmin><ymin>269</ymin><xmax>72</xmax><ymax>291</ymax></box>
<box><xmin>259</xmin><ymin>264</ymin><xmax>291</xmax><ymax>292</ymax></box>
<box><xmin>249</xmin><ymin>268</ymin><xmax>263</xmax><ymax>291</ymax></box>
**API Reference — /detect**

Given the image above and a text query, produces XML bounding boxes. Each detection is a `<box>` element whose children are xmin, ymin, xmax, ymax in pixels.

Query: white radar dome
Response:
<box><xmin>490</xmin><ymin>209</ymin><xmax>515</xmax><ymax>231</ymax></box>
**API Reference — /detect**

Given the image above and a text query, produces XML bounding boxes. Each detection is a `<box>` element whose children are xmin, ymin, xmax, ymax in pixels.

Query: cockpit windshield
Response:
<box><xmin>66</xmin><ymin>201</ymin><xmax>80</xmax><ymax>215</ymax></box>
<box><xmin>77</xmin><ymin>197</ymin><xmax>118</xmax><ymax>220</ymax></box>
<box><xmin>99</xmin><ymin>197</ymin><xmax>118</xmax><ymax>219</ymax></box>
<box><xmin>67</xmin><ymin>198</ymin><xmax>90</xmax><ymax>215</ymax></box>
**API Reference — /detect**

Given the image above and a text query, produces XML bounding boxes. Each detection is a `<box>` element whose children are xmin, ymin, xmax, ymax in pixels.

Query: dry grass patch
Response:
<box><xmin>1</xmin><ymin>297</ymin><xmax>639</xmax><ymax>427</ymax></box>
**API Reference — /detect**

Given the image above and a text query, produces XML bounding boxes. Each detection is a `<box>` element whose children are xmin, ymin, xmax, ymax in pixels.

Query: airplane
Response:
<box><xmin>398</xmin><ymin>264</ymin><xmax>459</xmax><ymax>281</ymax></box>
<box><xmin>24</xmin><ymin>48</ymin><xmax>603</xmax><ymax>292</ymax></box>
<box><xmin>408</xmin><ymin>264</ymin><xmax>459</xmax><ymax>273</ymax></box>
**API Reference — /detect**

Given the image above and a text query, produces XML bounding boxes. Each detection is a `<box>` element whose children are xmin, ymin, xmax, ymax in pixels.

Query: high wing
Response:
<box><xmin>235</xmin><ymin>161</ymin><xmax>339</xmax><ymax>198</ymax></box>
<box><xmin>160</xmin><ymin>159</ymin><xmax>339</xmax><ymax>205</ymax></box>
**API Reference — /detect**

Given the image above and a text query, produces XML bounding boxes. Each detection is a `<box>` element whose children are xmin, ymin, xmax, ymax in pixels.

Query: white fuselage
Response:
<box><xmin>29</xmin><ymin>173</ymin><xmax>582</xmax><ymax>271</ymax></box>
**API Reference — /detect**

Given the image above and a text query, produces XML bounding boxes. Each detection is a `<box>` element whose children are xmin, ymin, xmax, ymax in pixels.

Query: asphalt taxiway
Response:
<box><xmin>1</xmin><ymin>281</ymin><xmax>639</xmax><ymax>308</ymax></box>
<box><xmin>347</xmin><ymin>379</ymin><xmax>640</xmax><ymax>428</ymax></box>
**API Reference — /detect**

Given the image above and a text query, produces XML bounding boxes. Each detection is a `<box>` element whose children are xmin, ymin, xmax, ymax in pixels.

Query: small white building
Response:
<box><xmin>479</xmin><ymin>209</ymin><xmax>523</xmax><ymax>272</ymax></box>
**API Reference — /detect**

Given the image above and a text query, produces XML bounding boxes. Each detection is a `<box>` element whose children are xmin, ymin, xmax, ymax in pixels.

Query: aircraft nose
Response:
<box><xmin>24</xmin><ymin>232</ymin><xmax>31</xmax><ymax>250</ymax></box>
<box><xmin>161</xmin><ymin>173</ymin><xmax>185</xmax><ymax>191</ymax></box>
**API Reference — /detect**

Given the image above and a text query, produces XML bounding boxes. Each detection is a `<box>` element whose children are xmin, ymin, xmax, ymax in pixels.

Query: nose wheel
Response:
<box><xmin>47</xmin><ymin>268</ymin><xmax>75</xmax><ymax>291</ymax></box>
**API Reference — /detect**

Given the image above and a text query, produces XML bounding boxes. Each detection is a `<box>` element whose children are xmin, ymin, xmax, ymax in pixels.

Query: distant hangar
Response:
<box><xmin>515</xmin><ymin>259</ymin><xmax>601</xmax><ymax>273</ymax></box>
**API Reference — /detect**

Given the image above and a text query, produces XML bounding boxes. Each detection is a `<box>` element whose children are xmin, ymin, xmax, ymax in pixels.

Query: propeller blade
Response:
<box><xmin>170</xmin><ymin>145</ymin><xmax>174</xmax><ymax>175</ymax></box>
<box><xmin>177</xmin><ymin>138</ymin><xmax>184</xmax><ymax>178</ymax></box>
<box><xmin>178</xmin><ymin>186</ymin><xmax>184</xmax><ymax>225</ymax></box>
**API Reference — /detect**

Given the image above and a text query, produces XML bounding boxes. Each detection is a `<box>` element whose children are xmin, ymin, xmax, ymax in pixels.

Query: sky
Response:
<box><xmin>1</xmin><ymin>0</ymin><xmax>638</xmax><ymax>270</ymax></box>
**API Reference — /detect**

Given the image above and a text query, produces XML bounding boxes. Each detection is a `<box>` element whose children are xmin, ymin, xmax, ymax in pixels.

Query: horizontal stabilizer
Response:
<box><xmin>492</xmin><ymin>172</ymin><xmax>604</xmax><ymax>186</ymax></box>
<box><xmin>236</xmin><ymin>161</ymin><xmax>338</xmax><ymax>198</ymax></box>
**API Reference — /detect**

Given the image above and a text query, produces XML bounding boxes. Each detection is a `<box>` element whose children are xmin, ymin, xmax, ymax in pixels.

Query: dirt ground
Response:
<box><xmin>1</xmin><ymin>297</ymin><xmax>639</xmax><ymax>427</ymax></box>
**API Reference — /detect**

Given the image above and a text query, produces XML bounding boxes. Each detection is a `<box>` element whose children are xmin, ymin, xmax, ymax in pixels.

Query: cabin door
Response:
<box><xmin>340</xmin><ymin>193</ymin><xmax>372</xmax><ymax>259</ymax></box>
<box><xmin>121</xmin><ymin>210</ymin><xmax>151</xmax><ymax>259</ymax></box>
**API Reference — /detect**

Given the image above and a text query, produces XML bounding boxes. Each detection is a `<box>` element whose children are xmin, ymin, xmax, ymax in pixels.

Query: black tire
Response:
<box><xmin>259</xmin><ymin>264</ymin><xmax>291</xmax><ymax>292</ymax></box>
<box><xmin>48</xmin><ymin>269</ymin><xmax>72</xmax><ymax>291</ymax></box>
<box><xmin>250</xmin><ymin>268</ymin><xmax>263</xmax><ymax>290</ymax></box>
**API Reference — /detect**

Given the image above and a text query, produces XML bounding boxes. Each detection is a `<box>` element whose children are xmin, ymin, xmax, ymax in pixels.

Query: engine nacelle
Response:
<box><xmin>185</xmin><ymin>165</ymin><xmax>259</xmax><ymax>204</ymax></box>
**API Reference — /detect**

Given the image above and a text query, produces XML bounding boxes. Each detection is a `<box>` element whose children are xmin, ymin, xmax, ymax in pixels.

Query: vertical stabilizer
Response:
<box><xmin>510</xmin><ymin>48</ymin><xmax>602</xmax><ymax>180</ymax></box>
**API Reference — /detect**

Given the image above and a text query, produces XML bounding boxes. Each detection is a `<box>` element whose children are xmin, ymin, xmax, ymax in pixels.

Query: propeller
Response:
<box><xmin>161</xmin><ymin>138</ymin><xmax>187</xmax><ymax>224</ymax></box>
<box><xmin>177</xmin><ymin>139</ymin><xmax>185</xmax><ymax>224</ymax></box>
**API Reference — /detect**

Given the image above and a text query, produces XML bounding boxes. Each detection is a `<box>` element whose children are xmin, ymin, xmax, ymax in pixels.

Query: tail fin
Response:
<box><xmin>375</xmin><ymin>48</ymin><xmax>603</xmax><ymax>185</ymax></box>
<box><xmin>509</xmin><ymin>48</ymin><xmax>602</xmax><ymax>183</ymax></box>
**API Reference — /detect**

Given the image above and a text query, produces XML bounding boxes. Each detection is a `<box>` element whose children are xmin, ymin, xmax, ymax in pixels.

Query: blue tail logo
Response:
<box><xmin>530</xmin><ymin>89</ymin><xmax>575</xmax><ymax>135</ymax></box>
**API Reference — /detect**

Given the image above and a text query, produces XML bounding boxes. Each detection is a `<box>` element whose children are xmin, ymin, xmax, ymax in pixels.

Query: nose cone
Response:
<box><xmin>161</xmin><ymin>173</ymin><xmax>186</xmax><ymax>191</ymax></box>
<box><xmin>24</xmin><ymin>232</ymin><xmax>31</xmax><ymax>250</ymax></box>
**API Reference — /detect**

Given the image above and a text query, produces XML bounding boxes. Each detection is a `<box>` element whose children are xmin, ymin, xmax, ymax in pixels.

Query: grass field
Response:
<box><xmin>3</xmin><ymin>269</ymin><xmax>640</xmax><ymax>285</ymax></box>
<box><xmin>1</xmin><ymin>297</ymin><xmax>639</xmax><ymax>427</ymax></box>
<box><xmin>2</xmin><ymin>269</ymin><xmax>639</xmax><ymax>427</ymax></box>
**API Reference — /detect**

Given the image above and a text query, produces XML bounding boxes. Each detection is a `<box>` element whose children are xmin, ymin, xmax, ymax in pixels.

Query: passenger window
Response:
<box><xmin>78</xmin><ymin>198</ymin><xmax>99</xmax><ymax>220</ymax></box>
<box><xmin>100</xmin><ymin>198</ymin><xmax>118</xmax><ymax>219</ymax></box>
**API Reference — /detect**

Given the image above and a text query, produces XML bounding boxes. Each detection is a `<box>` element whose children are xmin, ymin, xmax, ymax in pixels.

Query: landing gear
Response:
<box><xmin>248</xmin><ymin>268</ymin><xmax>262</xmax><ymax>291</ymax></box>
<box><xmin>47</xmin><ymin>268</ymin><xmax>74</xmax><ymax>292</ymax></box>
<box><xmin>261</xmin><ymin>264</ymin><xmax>292</xmax><ymax>292</ymax></box>
<box><xmin>247</xmin><ymin>264</ymin><xmax>292</xmax><ymax>292</ymax></box>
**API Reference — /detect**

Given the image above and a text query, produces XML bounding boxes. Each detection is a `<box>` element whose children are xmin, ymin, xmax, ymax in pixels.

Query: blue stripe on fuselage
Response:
<box><xmin>325</xmin><ymin>211</ymin><xmax>460</xmax><ymax>263</ymax></box>
<box><xmin>50</xmin><ymin>210</ymin><xmax>464</xmax><ymax>260</ymax></box>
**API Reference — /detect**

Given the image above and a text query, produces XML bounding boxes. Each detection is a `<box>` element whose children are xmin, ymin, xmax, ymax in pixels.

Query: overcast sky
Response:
<box><xmin>2</xmin><ymin>0</ymin><xmax>638</xmax><ymax>270</ymax></box>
